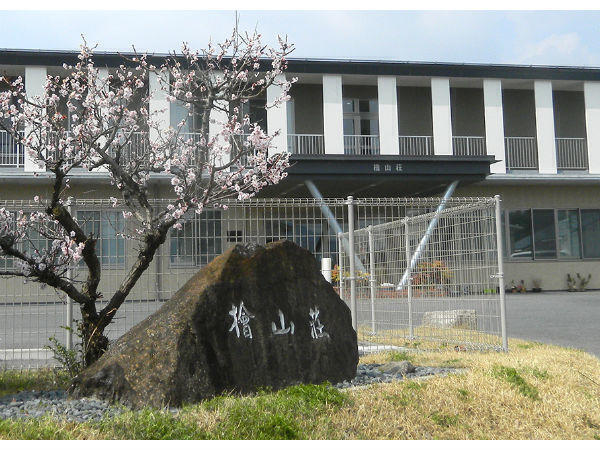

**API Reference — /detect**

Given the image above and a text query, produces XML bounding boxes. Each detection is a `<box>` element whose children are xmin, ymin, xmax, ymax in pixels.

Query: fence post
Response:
<box><xmin>347</xmin><ymin>196</ymin><xmax>357</xmax><ymax>331</ymax></box>
<box><xmin>404</xmin><ymin>221</ymin><xmax>414</xmax><ymax>340</ymax></box>
<box><xmin>367</xmin><ymin>225</ymin><xmax>376</xmax><ymax>335</ymax></box>
<box><xmin>337</xmin><ymin>232</ymin><xmax>344</xmax><ymax>303</ymax></box>
<box><xmin>66</xmin><ymin>204</ymin><xmax>73</xmax><ymax>351</ymax></box>
<box><xmin>321</xmin><ymin>257</ymin><xmax>332</xmax><ymax>283</ymax></box>
<box><xmin>494</xmin><ymin>195</ymin><xmax>509</xmax><ymax>351</ymax></box>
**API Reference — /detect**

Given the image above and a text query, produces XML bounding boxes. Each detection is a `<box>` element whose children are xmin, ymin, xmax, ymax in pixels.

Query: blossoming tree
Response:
<box><xmin>0</xmin><ymin>30</ymin><xmax>294</xmax><ymax>366</ymax></box>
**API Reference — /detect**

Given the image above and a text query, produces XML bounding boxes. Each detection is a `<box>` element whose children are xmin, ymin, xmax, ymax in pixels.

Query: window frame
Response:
<box><xmin>168</xmin><ymin>210</ymin><xmax>223</xmax><ymax>268</ymax></box>
<box><xmin>76</xmin><ymin>209</ymin><xmax>126</xmax><ymax>269</ymax></box>
<box><xmin>504</xmin><ymin>207</ymin><xmax>599</xmax><ymax>262</ymax></box>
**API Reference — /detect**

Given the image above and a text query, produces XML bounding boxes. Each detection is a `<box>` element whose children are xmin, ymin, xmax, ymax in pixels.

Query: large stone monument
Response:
<box><xmin>70</xmin><ymin>240</ymin><xmax>358</xmax><ymax>408</ymax></box>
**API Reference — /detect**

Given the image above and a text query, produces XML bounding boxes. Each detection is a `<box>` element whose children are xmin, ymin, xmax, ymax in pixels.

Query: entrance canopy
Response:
<box><xmin>259</xmin><ymin>154</ymin><xmax>495</xmax><ymax>197</ymax></box>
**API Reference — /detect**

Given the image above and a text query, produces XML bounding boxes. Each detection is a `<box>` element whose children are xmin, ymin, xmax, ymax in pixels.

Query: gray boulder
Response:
<box><xmin>70</xmin><ymin>240</ymin><xmax>358</xmax><ymax>408</ymax></box>
<box><xmin>377</xmin><ymin>361</ymin><xmax>415</xmax><ymax>376</ymax></box>
<box><xmin>421</xmin><ymin>309</ymin><xmax>477</xmax><ymax>329</ymax></box>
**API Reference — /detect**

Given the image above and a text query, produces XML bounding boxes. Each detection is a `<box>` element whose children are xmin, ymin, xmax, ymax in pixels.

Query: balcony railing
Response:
<box><xmin>287</xmin><ymin>134</ymin><xmax>325</xmax><ymax>155</ymax></box>
<box><xmin>452</xmin><ymin>136</ymin><xmax>487</xmax><ymax>156</ymax></box>
<box><xmin>0</xmin><ymin>130</ymin><xmax>24</xmax><ymax>167</ymax></box>
<box><xmin>344</xmin><ymin>135</ymin><xmax>380</xmax><ymax>156</ymax></box>
<box><xmin>398</xmin><ymin>136</ymin><xmax>433</xmax><ymax>156</ymax></box>
<box><xmin>556</xmin><ymin>138</ymin><xmax>588</xmax><ymax>171</ymax></box>
<box><xmin>505</xmin><ymin>137</ymin><xmax>539</xmax><ymax>170</ymax></box>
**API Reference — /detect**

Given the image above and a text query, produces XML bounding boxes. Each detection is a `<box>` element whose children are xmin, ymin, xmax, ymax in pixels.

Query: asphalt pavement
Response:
<box><xmin>505</xmin><ymin>290</ymin><xmax>600</xmax><ymax>357</ymax></box>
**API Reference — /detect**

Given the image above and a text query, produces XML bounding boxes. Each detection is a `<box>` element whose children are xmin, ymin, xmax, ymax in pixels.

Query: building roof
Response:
<box><xmin>1</xmin><ymin>48</ymin><xmax>600</xmax><ymax>81</ymax></box>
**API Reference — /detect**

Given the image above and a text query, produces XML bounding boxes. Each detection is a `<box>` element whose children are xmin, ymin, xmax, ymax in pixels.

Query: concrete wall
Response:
<box><xmin>456</xmin><ymin>182</ymin><xmax>600</xmax><ymax>291</ymax></box>
<box><xmin>553</xmin><ymin>90</ymin><xmax>587</xmax><ymax>138</ymax></box>
<box><xmin>290</xmin><ymin>84</ymin><xmax>324</xmax><ymax>134</ymax></box>
<box><xmin>502</xmin><ymin>89</ymin><xmax>537</xmax><ymax>137</ymax></box>
<box><xmin>450</xmin><ymin>88</ymin><xmax>485</xmax><ymax>136</ymax></box>
<box><xmin>397</xmin><ymin>86</ymin><xmax>433</xmax><ymax>136</ymax></box>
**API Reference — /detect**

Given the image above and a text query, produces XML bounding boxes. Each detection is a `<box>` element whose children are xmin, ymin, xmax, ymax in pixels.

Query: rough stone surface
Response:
<box><xmin>421</xmin><ymin>309</ymin><xmax>477</xmax><ymax>329</ymax></box>
<box><xmin>376</xmin><ymin>361</ymin><xmax>415</xmax><ymax>376</ymax></box>
<box><xmin>70</xmin><ymin>240</ymin><xmax>358</xmax><ymax>409</ymax></box>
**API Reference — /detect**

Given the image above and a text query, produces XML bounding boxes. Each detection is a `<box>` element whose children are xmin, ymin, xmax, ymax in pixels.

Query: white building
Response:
<box><xmin>1</xmin><ymin>49</ymin><xmax>600</xmax><ymax>291</ymax></box>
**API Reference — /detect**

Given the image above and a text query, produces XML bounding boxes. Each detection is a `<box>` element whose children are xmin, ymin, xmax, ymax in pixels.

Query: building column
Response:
<box><xmin>534</xmin><ymin>80</ymin><xmax>557</xmax><ymax>174</ymax></box>
<box><xmin>431</xmin><ymin>78</ymin><xmax>453</xmax><ymax>155</ymax></box>
<box><xmin>205</xmin><ymin>72</ymin><xmax>230</xmax><ymax>166</ymax></box>
<box><xmin>93</xmin><ymin>67</ymin><xmax>110</xmax><ymax>172</ymax></box>
<box><xmin>483</xmin><ymin>79</ymin><xmax>506</xmax><ymax>174</ymax></box>
<box><xmin>266</xmin><ymin>74</ymin><xmax>288</xmax><ymax>157</ymax></box>
<box><xmin>377</xmin><ymin>76</ymin><xmax>399</xmax><ymax>155</ymax></box>
<box><xmin>149</xmin><ymin>71</ymin><xmax>170</xmax><ymax>139</ymax></box>
<box><xmin>584</xmin><ymin>81</ymin><xmax>600</xmax><ymax>174</ymax></box>
<box><xmin>24</xmin><ymin>66</ymin><xmax>47</xmax><ymax>172</ymax></box>
<box><xmin>322</xmin><ymin>74</ymin><xmax>344</xmax><ymax>155</ymax></box>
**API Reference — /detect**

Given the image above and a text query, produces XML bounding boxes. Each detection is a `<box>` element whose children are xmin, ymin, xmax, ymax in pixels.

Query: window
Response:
<box><xmin>557</xmin><ymin>209</ymin><xmax>581</xmax><ymax>259</ymax></box>
<box><xmin>581</xmin><ymin>209</ymin><xmax>600</xmax><ymax>259</ymax></box>
<box><xmin>506</xmin><ymin>208</ymin><xmax>600</xmax><ymax>260</ymax></box>
<box><xmin>265</xmin><ymin>219</ymin><xmax>338</xmax><ymax>263</ymax></box>
<box><xmin>508</xmin><ymin>210</ymin><xmax>532</xmax><ymax>259</ymax></box>
<box><xmin>169</xmin><ymin>210</ymin><xmax>222</xmax><ymax>266</ymax></box>
<box><xmin>342</xmin><ymin>98</ymin><xmax>378</xmax><ymax>136</ymax></box>
<box><xmin>532</xmin><ymin>209</ymin><xmax>556</xmax><ymax>259</ymax></box>
<box><xmin>170</xmin><ymin>102</ymin><xmax>205</xmax><ymax>134</ymax></box>
<box><xmin>76</xmin><ymin>211</ymin><xmax>125</xmax><ymax>267</ymax></box>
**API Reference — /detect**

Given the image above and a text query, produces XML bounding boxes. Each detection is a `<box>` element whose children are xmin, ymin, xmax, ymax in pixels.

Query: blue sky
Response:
<box><xmin>1</xmin><ymin>10</ymin><xmax>599</xmax><ymax>67</ymax></box>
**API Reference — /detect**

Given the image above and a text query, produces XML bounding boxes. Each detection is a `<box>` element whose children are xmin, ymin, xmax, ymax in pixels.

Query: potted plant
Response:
<box><xmin>576</xmin><ymin>273</ymin><xmax>592</xmax><ymax>292</ymax></box>
<box><xmin>566</xmin><ymin>273</ymin><xmax>577</xmax><ymax>292</ymax></box>
<box><xmin>517</xmin><ymin>280</ymin><xmax>527</xmax><ymax>293</ymax></box>
<box><xmin>532</xmin><ymin>279</ymin><xmax>542</xmax><ymax>293</ymax></box>
<box><xmin>509</xmin><ymin>280</ymin><xmax>518</xmax><ymax>293</ymax></box>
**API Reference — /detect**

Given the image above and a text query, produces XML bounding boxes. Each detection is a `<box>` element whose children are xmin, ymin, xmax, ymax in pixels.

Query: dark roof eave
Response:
<box><xmin>2</xmin><ymin>49</ymin><xmax>600</xmax><ymax>81</ymax></box>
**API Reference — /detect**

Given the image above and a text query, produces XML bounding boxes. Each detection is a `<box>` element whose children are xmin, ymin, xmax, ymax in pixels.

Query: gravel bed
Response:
<box><xmin>0</xmin><ymin>364</ymin><xmax>461</xmax><ymax>421</ymax></box>
<box><xmin>0</xmin><ymin>390</ymin><xmax>124</xmax><ymax>422</ymax></box>
<box><xmin>333</xmin><ymin>363</ymin><xmax>464</xmax><ymax>389</ymax></box>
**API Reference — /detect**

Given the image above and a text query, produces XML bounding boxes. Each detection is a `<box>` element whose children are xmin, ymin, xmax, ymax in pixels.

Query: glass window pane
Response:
<box><xmin>508</xmin><ymin>210</ymin><xmax>532</xmax><ymax>259</ymax></box>
<box><xmin>370</xmin><ymin>119</ymin><xmax>379</xmax><ymax>135</ymax></box>
<box><xmin>369</xmin><ymin>99</ymin><xmax>378</xmax><ymax>113</ymax></box>
<box><xmin>342</xmin><ymin>99</ymin><xmax>354</xmax><ymax>113</ymax></box>
<box><xmin>359</xmin><ymin>100</ymin><xmax>370</xmax><ymax>113</ymax></box>
<box><xmin>360</xmin><ymin>119</ymin><xmax>370</xmax><ymax>136</ymax></box>
<box><xmin>170</xmin><ymin>101</ymin><xmax>191</xmax><ymax>133</ymax></box>
<box><xmin>343</xmin><ymin>118</ymin><xmax>355</xmax><ymax>135</ymax></box>
<box><xmin>581</xmin><ymin>209</ymin><xmax>600</xmax><ymax>259</ymax></box>
<box><xmin>557</xmin><ymin>209</ymin><xmax>581</xmax><ymax>259</ymax></box>
<box><xmin>532</xmin><ymin>209</ymin><xmax>556</xmax><ymax>259</ymax></box>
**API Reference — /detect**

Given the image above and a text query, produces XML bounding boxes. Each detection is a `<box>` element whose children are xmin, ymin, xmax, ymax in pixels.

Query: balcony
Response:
<box><xmin>0</xmin><ymin>130</ymin><xmax>24</xmax><ymax>167</ymax></box>
<box><xmin>287</xmin><ymin>134</ymin><xmax>325</xmax><ymax>155</ymax></box>
<box><xmin>504</xmin><ymin>137</ymin><xmax>538</xmax><ymax>170</ymax></box>
<box><xmin>398</xmin><ymin>136</ymin><xmax>433</xmax><ymax>156</ymax></box>
<box><xmin>556</xmin><ymin>138</ymin><xmax>588</xmax><ymax>171</ymax></box>
<box><xmin>452</xmin><ymin>136</ymin><xmax>486</xmax><ymax>156</ymax></box>
<box><xmin>343</xmin><ymin>135</ymin><xmax>380</xmax><ymax>156</ymax></box>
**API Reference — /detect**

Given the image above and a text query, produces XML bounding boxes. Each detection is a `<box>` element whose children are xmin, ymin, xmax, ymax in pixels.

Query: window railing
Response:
<box><xmin>343</xmin><ymin>135</ymin><xmax>380</xmax><ymax>156</ymax></box>
<box><xmin>452</xmin><ymin>136</ymin><xmax>487</xmax><ymax>156</ymax></box>
<box><xmin>504</xmin><ymin>137</ymin><xmax>538</xmax><ymax>170</ymax></box>
<box><xmin>287</xmin><ymin>134</ymin><xmax>325</xmax><ymax>155</ymax></box>
<box><xmin>0</xmin><ymin>130</ymin><xmax>24</xmax><ymax>167</ymax></box>
<box><xmin>556</xmin><ymin>138</ymin><xmax>588</xmax><ymax>171</ymax></box>
<box><xmin>398</xmin><ymin>136</ymin><xmax>433</xmax><ymax>156</ymax></box>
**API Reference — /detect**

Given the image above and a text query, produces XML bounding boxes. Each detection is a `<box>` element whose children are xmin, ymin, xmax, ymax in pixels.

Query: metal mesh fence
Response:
<box><xmin>340</xmin><ymin>198</ymin><xmax>506</xmax><ymax>352</ymax></box>
<box><xmin>0</xmin><ymin>196</ymin><xmax>506</xmax><ymax>369</ymax></box>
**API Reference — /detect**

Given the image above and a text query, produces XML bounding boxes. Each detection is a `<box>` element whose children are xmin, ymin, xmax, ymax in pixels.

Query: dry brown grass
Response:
<box><xmin>1</xmin><ymin>337</ymin><xmax>599</xmax><ymax>439</ymax></box>
<box><xmin>337</xmin><ymin>337</ymin><xmax>600</xmax><ymax>439</ymax></box>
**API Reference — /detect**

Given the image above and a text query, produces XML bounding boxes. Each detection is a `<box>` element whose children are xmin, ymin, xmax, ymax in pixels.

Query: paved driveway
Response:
<box><xmin>506</xmin><ymin>291</ymin><xmax>600</xmax><ymax>358</ymax></box>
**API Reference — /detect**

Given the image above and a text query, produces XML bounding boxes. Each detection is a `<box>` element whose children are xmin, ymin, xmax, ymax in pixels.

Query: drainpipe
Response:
<box><xmin>396</xmin><ymin>180</ymin><xmax>459</xmax><ymax>290</ymax></box>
